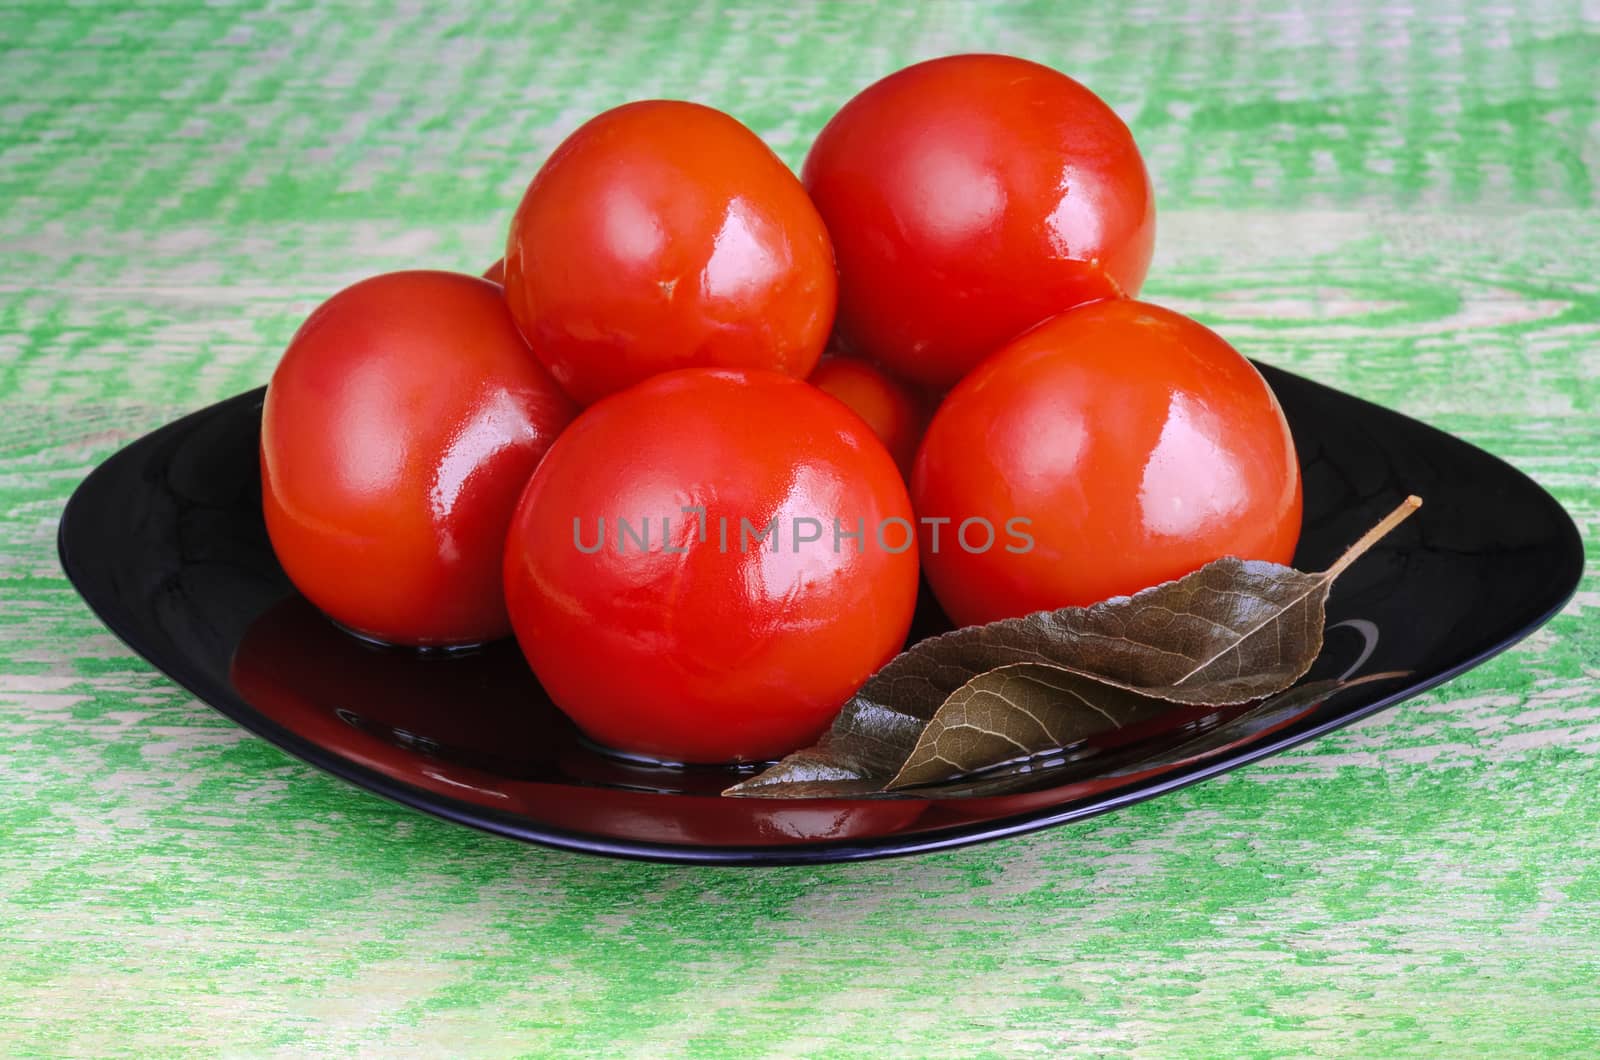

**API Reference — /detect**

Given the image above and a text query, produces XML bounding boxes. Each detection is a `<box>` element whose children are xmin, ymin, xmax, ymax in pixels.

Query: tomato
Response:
<box><xmin>482</xmin><ymin>258</ymin><xmax>504</xmax><ymax>284</ymax></box>
<box><xmin>802</xmin><ymin>54</ymin><xmax>1155</xmax><ymax>388</ymax></box>
<box><xmin>504</xmin><ymin>100</ymin><xmax>837</xmax><ymax>406</ymax></box>
<box><xmin>262</xmin><ymin>270</ymin><xmax>577</xmax><ymax>647</ymax></box>
<box><xmin>912</xmin><ymin>299</ymin><xmax>1302</xmax><ymax>627</ymax></box>
<box><xmin>503</xmin><ymin>368</ymin><xmax>919</xmax><ymax>764</ymax></box>
<box><xmin>807</xmin><ymin>354</ymin><xmax>928</xmax><ymax>477</ymax></box>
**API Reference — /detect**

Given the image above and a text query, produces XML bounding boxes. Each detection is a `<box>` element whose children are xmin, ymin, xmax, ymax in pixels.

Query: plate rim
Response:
<box><xmin>56</xmin><ymin>369</ymin><xmax>1587</xmax><ymax>865</ymax></box>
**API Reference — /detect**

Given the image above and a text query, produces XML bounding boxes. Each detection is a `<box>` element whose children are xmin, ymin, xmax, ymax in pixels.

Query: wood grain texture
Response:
<box><xmin>1</xmin><ymin>0</ymin><xmax>1597</xmax><ymax>1055</ymax></box>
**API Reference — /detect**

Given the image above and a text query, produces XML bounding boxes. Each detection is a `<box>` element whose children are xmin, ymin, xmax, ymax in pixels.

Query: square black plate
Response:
<box><xmin>57</xmin><ymin>364</ymin><xmax>1583</xmax><ymax>864</ymax></box>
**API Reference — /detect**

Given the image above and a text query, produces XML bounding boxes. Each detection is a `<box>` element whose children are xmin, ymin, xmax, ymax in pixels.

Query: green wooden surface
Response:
<box><xmin>3</xmin><ymin>1</ymin><xmax>1598</xmax><ymax>1055</ymax></box>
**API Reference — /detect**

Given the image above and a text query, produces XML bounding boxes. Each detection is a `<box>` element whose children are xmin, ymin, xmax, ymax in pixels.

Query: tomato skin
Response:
<box><xmin>482</xmin><ymin>258</ymin><xmax>505</xmax><ymax>284</ymax></box>
<box><xmin>504</xmin><ymin>101</ymin><xmax>837</xmax><ymax>407</ymax></box>
<box><xmin>503</xmin><ymin>368</ymin><xmax>920</xmax><ymax>764</ymax></box>
<box><xmin>802</xmin><ymin>54</ymin><xmax>1155</xmax><ymax>389</ymax></box>
<box><xmin>262</xmin><ymin>270</ymin><xmax>577</xmax><ymax>647</ymax></box>
<box><xmin>807</xmin><ymin>354</ymin><xmax>928</xmax><ymax>477</ymax></box>
<box><xmin>912</xmin><ymin>300</ymin><xmax>1302</xmax><ymax>627</ymax></box>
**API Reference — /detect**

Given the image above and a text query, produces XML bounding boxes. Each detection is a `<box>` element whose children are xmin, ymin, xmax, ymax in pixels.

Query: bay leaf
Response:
<box><xmin>884</xmin><ymin>662</ymin><xmax>1187</xmax><ymax>790</ymax></box>
<box><xmin>719</xmin><ymin>697</ymin><xmax>930</xmax><ymax>800</ymax></box>
<box><xmin>728</xmin><ymin>670</ymin><xmax>1406</xmax><ymax>801</ymax></box>
<box><xmin>724</xmin><ymin>497</ymin><xmax>1421</xmax><ymax>800</ymax></box>
<box><xmin>850</xmin><ymin>494</ymin><xmax>1421</xmax><ymax>714</ymax></box>
<box><xmin>892</xmin><ymin>670</ymin><xmax>1408</xmax><ymax>801</ymax></box>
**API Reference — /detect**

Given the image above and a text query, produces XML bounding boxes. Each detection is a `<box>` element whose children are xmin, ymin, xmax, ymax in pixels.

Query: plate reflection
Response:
<box><xmin>229</xmin><ymin>596</ymin><xmax>929</xmax><ymax>846</ymax></box>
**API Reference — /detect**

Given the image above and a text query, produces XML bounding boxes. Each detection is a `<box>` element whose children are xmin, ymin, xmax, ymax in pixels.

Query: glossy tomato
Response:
<box><xmin>503</xmin><ymin>368</ymin><xmax>919</xmax><ymax>764</ymax></box>
<box><xmin>262</xmin><ymin>270</ymin><xmax>577</xmax><ymax>647</ymax></box>
<box><xmin>504</xmin><ymin>101</ymin><xmax>837</xmax><ymax>406</ymax></box>
<box><xmin>803</xmin><ymin>54</ymin><xmax>1156</xmax><ymax>388</ymax></box>
<box><xmin>482</xmin><ymin>258</ymin><xmax>505</xmax><ymax>284</ymax></box>
<box><xmin>912</xmin><ymin>300</ymin><xmax>1302</xmax><ymax>627</ymax></box>
<box><xmin>808</xmin><ymin>354</ymin><xmax>928</xmax><ymax>477</ymax></box>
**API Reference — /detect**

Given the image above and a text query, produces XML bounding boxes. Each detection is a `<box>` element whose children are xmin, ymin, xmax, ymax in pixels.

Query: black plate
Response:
<box><xmin>57</xmin><ymin>364</ymin><xmax>1583</xmax><ymax>864</ymax></box>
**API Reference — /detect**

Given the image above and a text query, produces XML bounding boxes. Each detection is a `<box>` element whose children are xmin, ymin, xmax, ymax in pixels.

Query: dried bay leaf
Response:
<box><xmin>725</xmin><ymin>497</ymin><xmax>1421</xmax><ymax>799</ymax></box>
<box><xmin>885</xmin><ymin>662</ymin><xmax>1186</xmax><ymax>790</ymax></box>
<box><xmin>891</xmin><ymin>671</ymin><xmax>1409</xmax><ymax>801</ymax></box>
<box><xmin>839</xmin><ymin>494</ymin><xmax>1422</xmax><ymax>715</ymax></box>
<box><xmin>721</xmin><ymin>698</ymin><xmax>929</xmax><ymax>800</ymax></box>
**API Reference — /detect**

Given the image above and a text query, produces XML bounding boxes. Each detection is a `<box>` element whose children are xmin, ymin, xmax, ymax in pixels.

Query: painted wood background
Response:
<box><xmin>2</xmin><ymin>1</ymin><xmax>1597</xmax><ymax>1054</ymax></box>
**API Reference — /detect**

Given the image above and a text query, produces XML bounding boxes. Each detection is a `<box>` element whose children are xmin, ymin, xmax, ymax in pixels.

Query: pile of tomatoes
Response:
<box><xmin>261</xmin><ymin>55</ymin><xmax>1303</xmax><ymax>765</ymax></box>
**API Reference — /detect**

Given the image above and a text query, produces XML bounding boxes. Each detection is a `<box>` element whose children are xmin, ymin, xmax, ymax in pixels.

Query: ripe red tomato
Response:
<box><xmin>504</xmin><ymin>101</ymin><xmax>837</xmax><ymax>406</ymax></box>
<box><xmin>262</xmin><ymin>270</ymin><xmax>577</xmax><ymax>647</ymax></box>
<box><xmin>803</xmin><ymin>54</ymin><xmax>1155</xmax><ymax>388</ymax></box>
<box><xmin>807</xmin><ymin>354</ymin><xmax>928</xmax><ymax>477</ymax></box>
<box><xmin>482</xmin><ymin>258</ymin><xmax>505</xmax><ymax>284</ymax></box>
<box><xmin>912</xmin><ymin>300</ymin><xmax>1302</xmax><ymax>627</ymax></box>
<box><xmin>503</xmin><ymin>368</ymin><xmax>919</xmax><ymax>764</ymax></box>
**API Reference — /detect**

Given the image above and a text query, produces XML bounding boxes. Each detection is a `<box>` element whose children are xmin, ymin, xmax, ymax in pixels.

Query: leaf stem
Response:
<box><xmin>1322</xmin><ymin>495</ymin><xmax>1423</xmax><ymax>581</ymax></box>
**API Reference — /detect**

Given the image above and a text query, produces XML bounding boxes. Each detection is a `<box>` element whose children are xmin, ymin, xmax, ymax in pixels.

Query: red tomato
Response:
<box><xmin>912</xmin><ymin>300</ymin><xmax>1302</xmax><ymax>627</ymax></box>
<box><xmin>262</xmin><ymin>270</ymin><xmax>577</xmax><ymax>647</ymax></box>
<box><xmin>503</xmin><ymin>368</ymin><xmax>919</xmax><ymax>764</ymax></box>
<box><xmin>504</xmin><ymin>101</ymin><xmax>837</xmax><ymax>406</ymax></box>
<box><xmin>482</xmin><ymin>258</ymin><xmax>505</xmax><ymax>284</ymax></box>
<box><xmin>803</xmin><ymin>54</ymin><xmax>1155</xmax><ymax>388</ymax></box>
<box><xmin>807</xmin><ymin>354</ymin><xmax>928</xmax><ymax>477</ymax></box>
